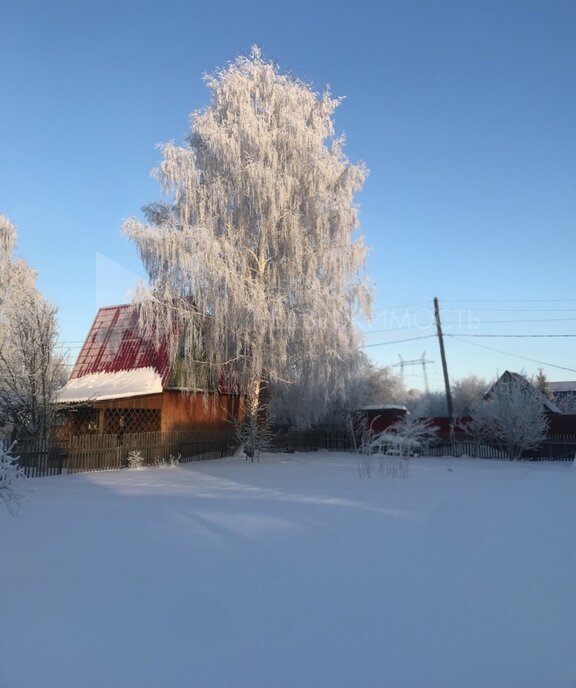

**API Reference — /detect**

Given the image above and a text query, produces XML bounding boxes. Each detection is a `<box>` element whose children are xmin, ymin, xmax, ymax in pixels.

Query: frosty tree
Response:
<box><xmin>555</xmin><ymin>392</ymin><xmax>576</xmax><ymax>414</ymax></box>
<box><xmin>451</xmin><ymin>375</ymin><xmax>487</xmax><ymax>415</ymax></box>
<box><xmin>462</xmin><ymin>374</ymin><xmax>549</xmax><ymax>460</ymax></box>
<box><xmin>534</xmin><ymin>368</ymin><xmax>553</xmax><ymax>401</ymax></box>
<box><xmin>0</xmin><ymin>442</ymin><xmax>26</xmax><ymax>515</ymax></box>
<box><xmin>124</xmin><ymin>47</ymin><xmax>371</xmax><ymax>429</ymax></box>
<box><xmin>0</xmin><ymin>214</ymin><xmax>66</xmax><ymax>441</ymax></box>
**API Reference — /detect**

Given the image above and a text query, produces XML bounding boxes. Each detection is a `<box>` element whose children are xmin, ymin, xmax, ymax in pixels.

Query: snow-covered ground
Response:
<box><xmin>3</xmin><ymin>453</ymin><xmax>575</xmax><ymax>688</ymax></box>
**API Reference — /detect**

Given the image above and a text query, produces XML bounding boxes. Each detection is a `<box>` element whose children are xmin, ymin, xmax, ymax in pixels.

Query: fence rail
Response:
<box><xmin>11</xmin><ymin>429</ymin><xmax>237</xmax><ymax>478</ymax></box>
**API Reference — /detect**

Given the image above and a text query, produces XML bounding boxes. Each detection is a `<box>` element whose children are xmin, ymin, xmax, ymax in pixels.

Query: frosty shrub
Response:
<box><xmin>168</xmin><ymin>453</ymin><xmax>181</xmax><ymax>466</ymax></box>
<box><xmin>123</xmin><ymin>47</ymin><xmax>371</xmax><ymax>431</ymax></box>
<box><xmin>367</xmin><ymin>416</ymin><xmax>439</xmax><ymax>456</ymax></box>
<box><xmin>151</xmin><ymin>452</ymin><xmax>181</xmax><ymax>467</ymax></box>
<box><xmin>127</xmin><ymin>450</ymin><xmax>144</xmax><ymax>469</ymax></box>
<box><xmin>358</xmin><ymin>415</ymin><xmax>438</xmax><ymax>478</ymax></box>
<box><xmin>0</xmin><ymin>442</ymin><xmax>27</xmax><ymax>515</ymax></box>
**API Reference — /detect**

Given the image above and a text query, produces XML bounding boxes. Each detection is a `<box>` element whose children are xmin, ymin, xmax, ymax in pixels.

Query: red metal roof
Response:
<box><xmin>70</xmin><ymin>305</ymin><xmax>171</xmax><ymax>385</ymax></box>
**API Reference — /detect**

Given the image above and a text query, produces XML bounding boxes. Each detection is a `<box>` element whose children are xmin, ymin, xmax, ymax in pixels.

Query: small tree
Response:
<box><xmin>124</xmin><ymin>47</ymin><xmax>371</xmax><ymax>442</ymax></box>
<box><xmin>0</xmin><ymin>442</ymin><xmax>26</xmax><ymax>515</ymax></box>
<box><xmin>127</xmin><ymin>450</ymin><xmax>144</xmax><ymax>469</ymax></box>
<box><xmin>462</xmin><ymin>375</ymin><xmax>549</xmax><ymax>460</ymax></box>
<box><xmin>534</xmin><ymin>368</ymin><xmax>554</xmax><ymax>401</ymax></box>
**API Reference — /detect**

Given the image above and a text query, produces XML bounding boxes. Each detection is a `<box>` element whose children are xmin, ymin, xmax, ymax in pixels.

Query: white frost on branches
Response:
<box><xmin>123</xmin><ymin>47</ymin><xmax>371</xmax><ymax>427</ymax></box>
<box><xmin>357</xmin><ymin>414</ymin><xmax>438</xmax><ymax>478</ymax></box>
<box><xmin>461</xmin><ymin>375</ymin><xmax>549</xmax><ymax>460</ymax></box>
<box><xmin>554</xmin><ymin>392</ymin><xmax>576</xmax><ymax>414</ymax></box>
<box><xmin>0</xmin><ymin>442</ymin><xmax>26</xmax><ymax>515</ymax></box>
<box><xmin>0</xmin><ymin>214</ymin><xmax>66</xmax><ymax>441</ymax></box>
<box><xmin>365</xmin><ymin>415</ymin><xmax>439</xmax><ymax>457</ymax></box>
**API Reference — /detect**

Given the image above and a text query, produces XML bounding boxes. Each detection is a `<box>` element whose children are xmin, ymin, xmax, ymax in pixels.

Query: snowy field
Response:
<box><xmin>2</xmin><ymin>453</ymin><xmax>575</xmax><ymax>688</ymax></box>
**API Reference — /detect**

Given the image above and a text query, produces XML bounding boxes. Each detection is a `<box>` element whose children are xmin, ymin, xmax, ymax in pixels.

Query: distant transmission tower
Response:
<box><xmin>394</xmin><ymin>352</ymin><xmax>434</xmax><ymax>393</ymax></box>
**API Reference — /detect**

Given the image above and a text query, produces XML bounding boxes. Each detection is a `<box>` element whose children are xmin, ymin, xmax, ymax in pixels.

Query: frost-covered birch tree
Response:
<box><xmin>0</xmin><ymin>214</ymin><xmax>66</xmax><ymax>441</ymax></box>
<box><xmin>124</xmin><ymin>47</ymin><xmax>371</xmax><ymax>428</ymax></box>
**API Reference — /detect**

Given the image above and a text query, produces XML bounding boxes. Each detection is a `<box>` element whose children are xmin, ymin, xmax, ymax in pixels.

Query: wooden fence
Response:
<box><xmin>427</xmin><ymin>434</ymin><xmax>576</xmax><ymax>461</ymax></box>
<box><xmin>7</xmin><ymin>427</ymin><xmax>576</xmax><ymax>478</ymax></box>
<box><xmin>272</xmin><ymin>425</ymin><xmax>355</xmax><ymax>454</ymax></box>
<box><xmin>11</xmin><ymin>429</ymin><xmax>237</xmax><ymax>478</ymax></box>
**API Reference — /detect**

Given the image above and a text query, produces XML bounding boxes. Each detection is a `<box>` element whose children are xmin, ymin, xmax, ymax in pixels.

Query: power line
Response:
<box><xmin>448</xmin><ymin>308</ymin><xmax>576</xmax><ymax>312</ymax></box>
<box><xmin>360</xmin><ymin>317</ymin><xmax>576</xmax><ymax>335</ymax></box>
<box><xmin>449</xmin><ymin>335</ymin><xmax>576</xmax><ymax>374</ymax></box>
<box><xmin>447</xmin><ymin>317</ymin><xmax>576</xmax><ymax>324</ymax></box>
<box><xmin>448</xmin><ymin>334</ymin><xmax>576</xmax><ymax>338</ymax></box>
<box><xmin>360</xmin><ymin>334</ymin><xmax>436</xmax><ymax>348</ymax></box>
<box><xmin>442</xmin><ymin>298</ymin><xmax>576</xmax><ymax>304</ymax></box>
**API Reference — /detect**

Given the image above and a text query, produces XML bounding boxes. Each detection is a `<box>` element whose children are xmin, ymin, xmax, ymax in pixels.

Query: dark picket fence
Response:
<box><xmin>427</xmin><ymin>434</ymin><xmax>576</xmax><ymax>461</ymax></box>
<box><xmin>10</xmin><ymin>429</ymin><xmax>237</xmax><ymax>478</ymax></box>
<box><xmin>7</xmin><ymin>426</ymin><xmax>575</xmax><ymax>478</ymax></box>
<box><xmin>271</xmin><ymin>425</ymin><xmax>355</xmax><ymax>454</ymax></box>
<box><xmin>270</xmin><ymin>426</ymin><xmax>576</xmax><ymax>462</ymax></box>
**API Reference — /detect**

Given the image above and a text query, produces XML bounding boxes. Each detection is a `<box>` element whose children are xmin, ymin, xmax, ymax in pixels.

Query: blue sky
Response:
<box><xmin>1</xmin><ymin>0</ymin><xmax>575</xmax><ymax>390</ymax></box>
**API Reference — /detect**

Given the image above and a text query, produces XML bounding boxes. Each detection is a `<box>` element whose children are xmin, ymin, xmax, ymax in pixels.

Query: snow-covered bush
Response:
<box><xmin>367</xmin><ymin>416</ymin><xmax>439</xmax><ymax>457</ymax></box>
<box><xmin>357</xmin><ymin>415</ymin><xmax>438</xmax><ymax>478</ymax></box>
<box><xmin>0</xmin><ymin>442</ymin><xmax>26</xmax><ymax>515</ymax></box>
<box><xmin>152</xmin><ymin>452</ymin><xmax>181</xmax><ymax>467</ymax></box>
<box><xmin>127</xmin><ymin>450</ymin><xmax>144</xmax><ymax>469</ymax></box>
<box><xmin>168</xmin><ymin>453</ymin><xmax>181</xmax><ymax>466</ymax></box>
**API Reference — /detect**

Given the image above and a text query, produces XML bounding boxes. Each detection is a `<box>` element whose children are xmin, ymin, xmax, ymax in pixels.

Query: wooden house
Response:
<box><xmin>485</xmin><ymin>371</ymin><xmax>562</xmax><ymax>414</ymax></box>
<box><xmin>55</xmin><ymin>305</ymin><xmax>245</xmax><ymax>437</ymax></box>
<box><xmin>549</xmin><ymin>380</ymin><xmax>576</xmax><ymax>404</ymax></box>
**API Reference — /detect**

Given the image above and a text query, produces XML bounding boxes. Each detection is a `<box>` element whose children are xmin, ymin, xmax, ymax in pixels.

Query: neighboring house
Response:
<box><xmin>485</xmin><ymin>371</ymin><xmax>562</xmax><ymax>414</ymax></box>
<box><xmin>549</xmin><ymin>381</ymin><xmax>576</xmax><ymax>402</ymax></box>
<box><xmin>55</xmin><ymin>305</ymin><xmax>244</xmax><ymax>437</ymax></box>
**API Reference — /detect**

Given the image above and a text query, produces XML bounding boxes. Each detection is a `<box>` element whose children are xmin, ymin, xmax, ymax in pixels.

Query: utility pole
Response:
<box><xmin>434</xmin><ymin>297</ymin><xmax>454</xmax><ymax>435</ymax></box>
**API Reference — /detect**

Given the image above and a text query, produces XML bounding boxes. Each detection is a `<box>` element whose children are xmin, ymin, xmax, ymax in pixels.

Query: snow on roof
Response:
<box><xmin>549</xmin><ymin>381</ymin><xmax>576</xmax><ymax>393</ymax></box>
<box><xmin>56</xmin><ymin>367</ymin><xmax>163</xmax><ymax>403</ymax></box>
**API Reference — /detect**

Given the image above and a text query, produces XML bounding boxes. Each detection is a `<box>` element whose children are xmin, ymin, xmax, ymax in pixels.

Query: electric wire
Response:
<box><xmin>448</xmin><ymin>335</ymin><xmax>576</xmax><ymax>374</ymax></box>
